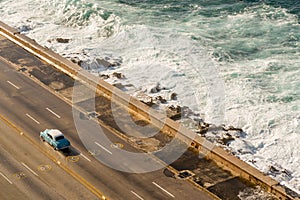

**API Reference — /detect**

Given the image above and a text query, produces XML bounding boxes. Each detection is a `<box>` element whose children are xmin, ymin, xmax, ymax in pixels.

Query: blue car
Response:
<box><xmin>40</xmin><ymin>129</ymin><xmax>70</xmax><ymax>150</ymax></box>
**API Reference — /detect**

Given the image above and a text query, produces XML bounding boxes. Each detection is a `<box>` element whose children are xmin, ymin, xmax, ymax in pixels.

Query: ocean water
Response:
<box><xmin>0</xmin><ymin>0</ymin><xmax>299</xmax><ymax>194</ymax></box>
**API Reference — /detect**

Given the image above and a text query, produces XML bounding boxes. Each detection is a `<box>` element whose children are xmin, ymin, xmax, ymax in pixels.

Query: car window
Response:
<box><xmin>55</xmin><ymin>135</ymin><xmax>64</xmax><ymax>141</ymax></box>
<box><xmin>47</xmin><ymin>133</ymin><xmax>53</xmax><ymax>140</ymax></box>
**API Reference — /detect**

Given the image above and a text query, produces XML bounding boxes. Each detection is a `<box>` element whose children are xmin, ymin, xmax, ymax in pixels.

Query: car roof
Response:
<box><xmin>48</xmin><ymin>129</ymin><xmax>64</xmax><ymax>138</ymax></box>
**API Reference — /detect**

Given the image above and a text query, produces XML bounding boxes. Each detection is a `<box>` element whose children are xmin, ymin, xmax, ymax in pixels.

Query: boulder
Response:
<box><xmin>112</xmin><ymin>72</ymin><xmax>125</xmax><ymax>79</ymax></box>
<box><xmin>149</xmin><ymin>83</ymin><xmax>161</xmax><ymax>93</ymax></box>
<box><xmin>70</xmin><ymin>57</ymin><xmax>83</xmax><ymax>66</ymax></box>
<box><xmin>170</xmin><ymin>92</ymin><xmax>177</xmax><ymax>100</ymax></box>
<box><xmin>56</xmin><ymin>38</ymin><xmax>70</xmax><ymax>43</ymax></box>
<box><xmin>223</xmin><ymin>125</ymin><xmax>243</xmax><ymax>132</ymax></box>
<box><xmin>166</xmin><ymin>105</ymin><xmax>182</xmax><ymax>120</ymax></box>
<box><xmin>99</xmin><ymin>74</ymin><xmax>110</xmax><ymax>79</ymax></box>
<box><xmin>155</xmin><ymin>96</ymin><xmax>167</xmax><ymax>103</ymax></box>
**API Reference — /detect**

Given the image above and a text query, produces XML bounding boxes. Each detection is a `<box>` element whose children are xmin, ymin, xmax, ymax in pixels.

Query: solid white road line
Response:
<box><xmin>25</xmin><ymin>113</ymin><xmax>40</xmax><ymax>124</ymax></box>
<box><xmin>131</xmin><ymin>191</ymin><xmax>144</xmax><ymax>200</ymax></box>
<box><xmin>21</xmin><ymin>162</ymin><xmax>39</xmax><ymax>177</ymax></box>
<box><xmin>152</xmin><ymin>182</ymin><xmax>175</xmax><ymax>198</ymax></box>
<box><xmin>7</xmin><ymin>80</ymin><xmax>20</xmax><ymax>89</ymax></box>
<box><xmin>80</xmin><ymin>153</ymin><xmax>91</xmax><ymax>162</ymax></box>
<box><xmin>0</xmin><ymin>172</ymin><xmax>13</xmax><ymax>184</ymax></box>
<box><xmin>46</xmin><ymin>107</ymin><xmax>61</xmax><ymax>118</ymax></box>
<box><xmin>95</xmin><ymin>142</ymin><xmax>112</xmax><ymax>155</ymax></box>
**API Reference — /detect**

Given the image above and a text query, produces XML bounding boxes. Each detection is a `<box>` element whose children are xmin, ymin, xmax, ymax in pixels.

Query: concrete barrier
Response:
<box><xmin>0</xmin><ymin>21</ymin><xmax>297</xmax><ymax>200</ymax></box>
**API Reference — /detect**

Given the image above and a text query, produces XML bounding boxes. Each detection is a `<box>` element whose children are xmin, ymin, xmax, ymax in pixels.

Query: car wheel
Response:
<box><xmin>40</xmin><ymin>136</ymin><xmax>45</xmax><ymax>142</ymax></box>
<box><xmin>53</xmin><ymin>146</ymin><xmax>58</xmax><ymax>151</ymax></box>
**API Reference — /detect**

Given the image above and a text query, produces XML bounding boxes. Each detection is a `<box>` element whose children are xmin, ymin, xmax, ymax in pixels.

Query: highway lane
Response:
<box><xmin>0</xmin><ymin>114</ymin><xmax>98</xmax><ymax>200</ymax></box>
<box><xmin>0</xmin><ymin>56</ymin><xmax>213</xmax><ymax>199</ymax></box>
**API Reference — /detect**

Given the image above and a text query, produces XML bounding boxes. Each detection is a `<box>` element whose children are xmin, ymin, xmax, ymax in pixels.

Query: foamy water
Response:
<box><xmin>0</xmin><ymin>0</ymin><xmax>299</xmax><ymax>194</ymax></box>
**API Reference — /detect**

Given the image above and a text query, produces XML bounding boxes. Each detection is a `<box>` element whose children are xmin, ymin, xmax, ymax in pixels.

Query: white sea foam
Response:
<box><xmin>0</xmin><ymin>0</ymin><xmax>299</xmax><ymax>193</ymax></box>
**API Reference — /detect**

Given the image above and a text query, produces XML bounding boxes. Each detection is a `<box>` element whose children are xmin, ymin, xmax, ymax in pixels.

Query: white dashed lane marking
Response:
<box><xmin>131</xmin><ymin>191</ymin><xmax>144</xmax><ymax>200</ymax></box>
<box><xmin>80</xmin><ymin>153</ymin><xmax>91</xmax><ymax>162</ymax></box>
<box><xmin>95</xmin><ymin>142</ymin><xmax>112</xmax><ymax>155</ymax></box>
<box><xmin>46</xmin><ymin>107</ymin><xmax>61</xmax><ymax>118</ymax></box>
<box><xmin>25</xmin><ymin>113</ymin><xmax>40</xmax><ymax>124</ymax></box>
<box><xmin>21</xmin><ymin>162</ymin><xmax>39</xmax><ymax>177</ymax></box>
<box><xmin>7</xmin><ymin>80</ymin><xmax>20</xmax><ymax>89</ymax></box>
<box><xmin>152</xmin><ymin>182</ymin><xmax>175</xmax><ymax>198</ymax></box>
<box><xmin>0</xmin><ymin>172</ymin><xmax>13</xmax><ymax>184</ymax></box>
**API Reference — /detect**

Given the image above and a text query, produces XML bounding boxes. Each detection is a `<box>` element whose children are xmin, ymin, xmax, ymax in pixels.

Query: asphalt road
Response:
<box><xmin>0</xmin><ymin>116</ymin><xmax>99</xmax><ymax>200</ymax></box>
<box><xmin>0</xmin><ymin>54</ymin><xmax>214</xmax><ymax>200</ymax></box>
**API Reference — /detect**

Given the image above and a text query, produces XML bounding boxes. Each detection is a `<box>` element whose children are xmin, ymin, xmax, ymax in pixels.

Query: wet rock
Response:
<box><xmin>196</xmin><ymin>124</ymin><xmax>209</xmax><ymax>136</ymax></box>
<box><xmin>70</xmin><ymin>57</ymin><xmax>83</xmax><ymax>66</ymax></box>
<box><xmin>166</xmin><ymin>105</ymin><xmax>182</xmax><ymax>120</ymax></box>
<box><xmin>166</xmin><ymin>105</ymin><xmax>194</xmax><ymax>119</ymax></box>
<box><xmin>135</xmin><ymin>92</ymin><xmax>154</xmax><ymax>107</ymax></box>
<box><xmin>269</xmin><ymin>165</ymin><xmax>280</xmax><ymax>174</ymax></box>
<box><xmin>112</xmin><ymin>72</ymin><xmax>125</xmax><ymax>79</ymax></box>
<box><xmin>155</xmin><ymin>96</ymin><xmax>167</xmax><ymax>103</ymax></box>
<box><xmin>223</xmin><ymin>125</ymin><xmax>243</xmax><ymax>132</ymax></box>
<box><xmin>150</xmin><ymin>85</ymin><xmax>160</xmax><ymax>93</ymax></box>
<box><xmin>170</xmin><ymin>92</ymin><xmax>177</xmax><ymax>100</ymax></box>
<box><xmin>99</xmin><ymin>74</ymin><xmax>110</xmax><ymax>79</ymax></box>
<box><xmin>149</xmin><ymin>83</ymin><xmax>161</xmax><ymax>93</ymax></box>
<box><xmin>56</xmin><ymin>38</ymin><xmax>70</xmax><ymax>43</ymax></box>
<box><xmin>218</xmin><ymin>132</ymin><xmax>235</xmax><ymax>145</ymax></box>
<box><xmin>110</xmin><ymin>60</ymin><xmax>122</xmax><ymax>67</ymax></box>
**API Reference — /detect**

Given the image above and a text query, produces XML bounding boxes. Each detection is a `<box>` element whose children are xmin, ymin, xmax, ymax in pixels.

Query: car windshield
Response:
<box><xmin>55</xmin><ymin>135</ymin><xmax>64</xmax><ymax>141</ymax></box>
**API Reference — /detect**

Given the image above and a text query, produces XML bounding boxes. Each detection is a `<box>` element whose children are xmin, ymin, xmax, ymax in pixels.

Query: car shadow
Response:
<box><xmin>60</xmin><ymin>146</ymin><xmax>80</xmax><ymax>157</ymax></box>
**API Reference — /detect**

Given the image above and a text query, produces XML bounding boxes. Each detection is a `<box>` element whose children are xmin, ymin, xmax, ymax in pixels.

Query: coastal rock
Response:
<box><xmin>223</xmin><ymin>125</ymin><xmax>243</xmax><ymax>132</ymax></box>
<box><xmin>111</xmin><ymin>60</ymin><xmax>122</xmax><ymax>67</ymax></box>
<box><xmin>218</xmin><ymin>132</ymin><xmax>235</xmax><ymax>146</ymax></box>
<box><xmin>149</xmin><ymin>83</ymin><xmax>162</xmax><ymax>93</ymax></box>
<box><xmin>145</xmin><ymin>83</ymin><xmax>168</xmax><ymax>94</ymax></box>
<box><xmin>112</xmin><ymin>72</ymin><xmax>125</xmax><ymax>79</ymax></box>
<box><xmin>166</xmin><ymin>105</ymin><xmax>182</xmax><ymax>120</ymax></box>
<box><xmin>155</xmin><ymin>96</ymin><xmax>167</xmax><ymax>104</ymax></box>
<box><xmin>56</xmin><ymin>38</ymin><xmax>70</xmax><ymax>43</ymax></box>
<box><xmin>196</xmin><ymin>120</ymin><xmax>210</xmax><ymax>135</ymax></box>
<box><xmin>170</xmin><ymin>92</ymin><xmax>177</xmax><ymax>100</ymax></box>
<box><xmin>70</xmin><ymin>57</ymin><xmax>83</xmax><ymax>66</ymax></box>
<box><xmin>99</xmin><ymin>74</ymin><xmax>110</xmax><ymax>79</ymax></box>
<box><xmin>135</xmin><ymin>92</ymin><xmax>156</xmax><ymax>107</ymax></box>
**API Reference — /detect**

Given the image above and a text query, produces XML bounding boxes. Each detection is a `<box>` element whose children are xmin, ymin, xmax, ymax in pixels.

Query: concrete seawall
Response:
<box><xmin>0</xmin><ymin>21</ymin><xmax>297</xmax><ymax>200</ymax></box>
